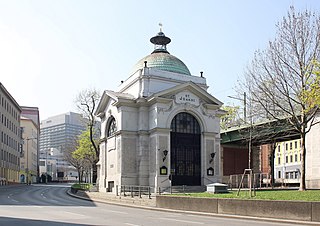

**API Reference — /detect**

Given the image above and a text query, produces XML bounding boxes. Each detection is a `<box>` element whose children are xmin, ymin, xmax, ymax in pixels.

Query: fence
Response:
<box><xmin>116</xmin><ymin>185</ymin><xmax>153</xmax><ymax>199</ymax></box>
<box><xmin>228</xmin><ymin>173</ymin><xmax>272</xmax><ymax>189</ymax></box>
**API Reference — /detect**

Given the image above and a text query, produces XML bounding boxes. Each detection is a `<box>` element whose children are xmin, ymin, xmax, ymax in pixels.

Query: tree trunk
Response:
<box><xmin>300</xmin><ymin>132</ymin><xmax>307</xmax><ymax>191</ymax></box>
<box><xmin>269</xmin><ymin>143</ymin><xmax>276</xmax><ymax>187</ymax></box>
<box><xmin>92</xmin><ymin>160</ymin><xmax>98</xmax><ymax>184</ymax></box>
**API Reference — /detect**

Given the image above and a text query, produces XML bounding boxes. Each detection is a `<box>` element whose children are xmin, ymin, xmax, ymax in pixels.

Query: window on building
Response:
<box><xmin>285</xmin><ymin>143</ymin><xmax>288</xmax><ymax>150</ymax></box>
<box><xmin>290</xmin><ymin>155</ymin><xmax>293</xmax><ymax>163</ymax></box>
<box><xmin>290</xmin><ymin>142</ymin><xmax>292</xmax><ymax>150</ymax></box>
<box><xmin>278</xmin><ymin>146</ymin><xmax>280</xmax><ymax>152</ymax></box>
<box><xmin>295</xmin><ymin>154</ymin><xmax>298</xmax><ymax>162</ymax></box>
<box><xmin>278</xmin><ymin>171</ymin><xmax>281</xmax><ymax>178</ymax></box>
<box><xmin>107</xmin><ymin>117</ymin><xmax>117</xmax><ymax>137</ymax></box>
<box><xmin>286</xmin><ymin>156</ymin><xmax>288</xmax><ymax>163</ymax></box>
<box><xmin>294</xmin><ymin>141</ymin><xmax>297</xmax><ymax>149</ymax></box>
<box><xmin>278</xmin><ymin>157</ymin><xmax>281</xmax><ymax>165</ymax></box>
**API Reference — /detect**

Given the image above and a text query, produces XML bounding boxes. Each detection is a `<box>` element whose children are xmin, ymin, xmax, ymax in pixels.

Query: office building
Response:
<box><xmin>39</xmin><ymin>112</ymin><xmax>86</xmax><ymax>181</ymax></box>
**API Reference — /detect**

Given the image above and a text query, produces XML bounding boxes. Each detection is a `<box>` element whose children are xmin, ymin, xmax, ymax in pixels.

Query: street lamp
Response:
<box><xmin>25</xmin><ymin>137</ymin><xmax>37</xmax><ymax>185</ymax></box>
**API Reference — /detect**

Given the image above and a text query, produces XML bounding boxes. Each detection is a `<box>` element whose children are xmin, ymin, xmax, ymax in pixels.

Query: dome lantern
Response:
<box><xmin>150</xmin><ymin>23</ymin><xmax>171</xmax><ymax>53</ymax></box>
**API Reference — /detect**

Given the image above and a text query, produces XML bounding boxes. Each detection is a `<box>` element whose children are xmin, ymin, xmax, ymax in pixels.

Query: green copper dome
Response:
<box><xmin>132</xmin><ymin>29</ymin><xmax>191</xmax><ymax>76</ymax></box>
<box><xmin>133</xmin><ymin>52</ymin><xmax>191</xmax><ymax>75</ymax></box>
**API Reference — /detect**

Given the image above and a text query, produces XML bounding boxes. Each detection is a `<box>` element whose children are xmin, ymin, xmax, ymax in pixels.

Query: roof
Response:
<box><xmin>132</xmin><ymin>52</ymin><xmax>191</xmax><ymax>76</ymax></box>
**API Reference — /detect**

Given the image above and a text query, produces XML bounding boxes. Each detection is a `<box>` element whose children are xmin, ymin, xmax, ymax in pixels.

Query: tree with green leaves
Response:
<box><xmin>238</xmin><ymin>6</ymin><xmax>320</xmax><ymax>191</ymax></box>
<box><xmin>75</xmin><ymin>88</ymin><xmax>101</xmax><ymax>184</ymax></box>
<box><xmin>72</xmin><ymin>128</ymin><xmax>99</xmax><ymax>183</ymax></box>
<box><xmin>301</xmin><ymin>61</ymin><xmax>320</xmax><ymax>109</ymax></box>
<box><xmin>220</xmin><ymin>105</ymin><xmax>242</xmax><ymax>130</ymax></box>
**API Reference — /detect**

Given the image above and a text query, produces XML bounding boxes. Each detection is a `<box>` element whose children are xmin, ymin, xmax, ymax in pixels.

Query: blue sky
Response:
<box><xmin>1</xmin><ymin>0</ymin><xmax>319</xmax><ymax>120</ymax></box>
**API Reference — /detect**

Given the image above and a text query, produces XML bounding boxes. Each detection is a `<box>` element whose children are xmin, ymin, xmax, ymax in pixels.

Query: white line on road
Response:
<box><xmin>125</xmin><ymin>223</ymin><xmax>141</xmax><ymax>226</ymax></box>
<box><xmin>159</xmin><ymin>217</ymin><xmax>204</xmax><ymax>225</ymax></box>
<box><xmin>103</xmin><ymin>210</ymin><xmax>128</xmax><ymax>214</ymax></box>
<box><xmin>63</xmin><ymin>211</ymin><xmax>87</xmax><ymax>218</ymax></box>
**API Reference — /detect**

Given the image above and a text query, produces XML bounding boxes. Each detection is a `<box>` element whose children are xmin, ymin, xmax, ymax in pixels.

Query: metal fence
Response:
<box><xmin>116</xmin><ymin>185</ymin><xmax>153</xmax><ymax>199</ymax></box>
<box><xmin>228</xmin><ymin>173</ymin><xmax>272</xmax><ymax>190</ymax></box>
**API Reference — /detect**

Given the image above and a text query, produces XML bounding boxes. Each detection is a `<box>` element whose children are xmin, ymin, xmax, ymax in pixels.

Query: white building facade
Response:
<box><xmin>306</xmin><ymin>111</ymin><xmax>320</xmax><ymax>188</ymax></box>
<box><xmin>95</xmin><ymin>30</ymin><xmax>224</xmax><ymax>192</ymax></box>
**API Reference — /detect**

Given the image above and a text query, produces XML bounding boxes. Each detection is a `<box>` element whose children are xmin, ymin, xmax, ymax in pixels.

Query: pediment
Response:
<box><xmin>95</xmin><ymin>90</ymin><xmax>135</xmax><ymax>117</ymax></box>
<box><xmin>148</xmin><ymin>82</ymin><xmax>223</xmax><ymax>106</ymax></box>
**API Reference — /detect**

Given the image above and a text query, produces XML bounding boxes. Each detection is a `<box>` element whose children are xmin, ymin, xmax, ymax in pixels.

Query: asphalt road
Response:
<box><xmin>0</xmin><ymin>184</ymin><xmax>313</xmax><ymax>226</ymax></box>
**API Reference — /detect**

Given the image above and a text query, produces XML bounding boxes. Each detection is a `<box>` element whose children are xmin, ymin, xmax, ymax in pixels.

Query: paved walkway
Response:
<box><xmin>68</xmin><ymin>190</ymin><xmax>156</xmax><ymax>207</ymax></box>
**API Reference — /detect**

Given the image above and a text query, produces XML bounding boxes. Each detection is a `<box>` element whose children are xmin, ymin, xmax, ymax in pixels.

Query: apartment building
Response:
<box><xmin>0</xmin><ymin>83</ymin><xmax>22</xmax><ymax>183</ymax></box>
<box><xmin>274</xmin><ymin>139</ymin><xmax>301</xmax><ymax>183</ymax></box>
<box><xmin>20</xmin><ymin>116</ymin><xmax>39</xmax><ymax>183</ymax></box>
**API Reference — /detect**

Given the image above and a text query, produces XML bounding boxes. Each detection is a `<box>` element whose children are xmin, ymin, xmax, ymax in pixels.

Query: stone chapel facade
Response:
<box><xmin>95</xmin><ymin>29</ymin><xmax>225</xmax><ymax>192</ymax></box>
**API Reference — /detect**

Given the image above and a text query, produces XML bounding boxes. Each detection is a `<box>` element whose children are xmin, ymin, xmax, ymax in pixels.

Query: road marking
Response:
<box><xmin>125</xmin><ymin>223</ymin><xmax>140</xmax><ymax>226</ymax></box>
<box><xmin>159</xmin><ymin>217</ymin><xmax>204</xmax><ymax>225</ymax></box>
<box><xmin>103</xmin><ymin>210</ymin><xmax>128</xmax><ymax>214</ymax></box>
<box><xmin>63</xmin><ymin>211</ymin><xmax>87</xmax><ymax>217</ymax></box>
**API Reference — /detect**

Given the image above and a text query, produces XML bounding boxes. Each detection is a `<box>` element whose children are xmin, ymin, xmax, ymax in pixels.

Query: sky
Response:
<box><xmin>1</xmin><ymin>0</ymin><xmax>319</xmax><ymax>121</ymax></box>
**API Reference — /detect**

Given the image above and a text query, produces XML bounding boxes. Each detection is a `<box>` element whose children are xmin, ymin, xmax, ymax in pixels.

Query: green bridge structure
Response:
<box><xmin>221</xmin><ymin>118</ymin><xmax>300</xmax><ymax>146</ymax></box>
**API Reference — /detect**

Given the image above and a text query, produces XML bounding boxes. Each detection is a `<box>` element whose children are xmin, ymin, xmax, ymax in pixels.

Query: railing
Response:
<box><xmin>116</xmin><ymin>185</ymin><xmax>153</xmax><ymax>199</ymax></box>
<box><xmin>228</xmin><ymin>173</ymin><xmax>272</xmax><ymax>190</ymax></box>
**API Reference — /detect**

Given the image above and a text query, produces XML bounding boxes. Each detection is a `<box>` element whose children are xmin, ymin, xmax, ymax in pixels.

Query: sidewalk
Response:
<box><xmin>67</xmin><ymin>189</ymin><xmax>156</xmax><ymax>207</ymax></box>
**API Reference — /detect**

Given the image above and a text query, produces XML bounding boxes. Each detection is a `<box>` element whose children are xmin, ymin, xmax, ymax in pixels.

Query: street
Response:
<box><xmin>0</xmin><ymin>184</ymin><xmax>312</xmax><ymax>226</ymax></box>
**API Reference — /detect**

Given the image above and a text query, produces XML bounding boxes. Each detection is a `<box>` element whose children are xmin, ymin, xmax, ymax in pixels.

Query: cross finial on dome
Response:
<box><xmin>159</xmin><ymin>22</ymin><xmax>163</xmax><ymax>32</ymax></box>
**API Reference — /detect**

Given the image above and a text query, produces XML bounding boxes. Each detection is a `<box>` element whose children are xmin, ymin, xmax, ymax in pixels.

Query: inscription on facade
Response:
<box><xmin>175</xmin><ymin>92</ymin><xmax>199</xmax><ymax>106</ymax></box>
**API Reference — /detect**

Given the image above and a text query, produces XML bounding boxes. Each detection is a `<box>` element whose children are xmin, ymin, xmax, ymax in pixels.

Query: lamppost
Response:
<box><xmin>25</xmin><ymin>137</ymin><xmax>37</xmax><ymax>185</ymax></box>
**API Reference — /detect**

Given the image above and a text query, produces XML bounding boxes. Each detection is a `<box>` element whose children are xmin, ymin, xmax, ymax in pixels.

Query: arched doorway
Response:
<box><xmin>170</xmin><ymin>112</ymin><xmax>201</xmax><ymax>186</ymax></box>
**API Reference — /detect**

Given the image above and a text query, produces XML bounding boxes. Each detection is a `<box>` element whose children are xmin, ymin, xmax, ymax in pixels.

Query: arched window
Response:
<box><xmin>171</xmin><ymin>112</ymin><xmax>200</xmax><ymax>134</ymax></box>
<box><xmin>107</xmin><ymin>117</ymin><xmax>117</xmax><ymax>137</ymax></box>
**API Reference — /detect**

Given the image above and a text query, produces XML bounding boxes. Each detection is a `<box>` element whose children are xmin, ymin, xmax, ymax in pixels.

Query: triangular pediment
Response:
<box><xmin>95</xmin><ymin>90</ymin><xmax>135</xmax><ymax>117</ymax></box>
<box><xmin>147</xmin><ymin>82</ymin><xmax>223</xmax><ymax>106</ymax></box>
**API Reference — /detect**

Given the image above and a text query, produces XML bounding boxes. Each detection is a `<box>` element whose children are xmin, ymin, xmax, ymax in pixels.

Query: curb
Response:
<box><xmin>66</xmin><ymin>189</ymin><xmax>320</xmax><ymax>225</ymax></box>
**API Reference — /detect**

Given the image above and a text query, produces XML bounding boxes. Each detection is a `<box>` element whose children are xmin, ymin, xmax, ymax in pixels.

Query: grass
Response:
<box><xmin>170</xmin><ymin>189</ymin><xmax>320</xmax><ymax>202</ymax></box>
<box><xmin>71</xmin><ymin>183</ymin><xmax>92</xmax><ymax>191</ymax></box>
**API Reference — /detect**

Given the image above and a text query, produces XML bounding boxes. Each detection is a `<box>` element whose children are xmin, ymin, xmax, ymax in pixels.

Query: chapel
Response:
<box><xmin>95</xmin><ymin>27</ymin><xmax>225</xmax><ymax>192</ymax></box>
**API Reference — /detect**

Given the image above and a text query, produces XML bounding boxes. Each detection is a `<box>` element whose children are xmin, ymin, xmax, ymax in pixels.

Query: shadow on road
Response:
<box><xmin>0</xmin><ymin>217</ymin><xmax>93</xmax><ymax>226</ymax></box>
<box><xmin>0</xmin><ymin>184</ymin><xmax>96</xmax><ymax>207</ymax></box>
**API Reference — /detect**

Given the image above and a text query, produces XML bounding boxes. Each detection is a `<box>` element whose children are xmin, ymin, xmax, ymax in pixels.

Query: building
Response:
<box><xmin>274</xmin><ymin>139</ymin><xmax>301</xmax><ymax>184</ymax></box>
<box><xmin>0</xmin><ymin>83</ymin><xmax>22</xmax><ymax>184</ymax></box>
<box><xmin>39</xmin><ymin>112</ymin><xmax>86</xmax><ymax>181</ymax></box>
<box><xmin>20</xmin><ymin>116</ymin><xmax>39</xmax><ymax>183</ymax></box>
<box><xmin>306</xmin><ymin>111</ymin><xmax>320</xmax><ymax>188</ymax></box>
<box><xmin>95</xmin><ymin>29</ymin><xmax>224</xmax><ymax>192</ymax></box>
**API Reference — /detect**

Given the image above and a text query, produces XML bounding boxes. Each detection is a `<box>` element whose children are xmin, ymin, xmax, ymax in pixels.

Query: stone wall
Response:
<box><xmin>156</xmin><ymin>196</ymin><xmax>320</xmax><ymax>222</ymax></box>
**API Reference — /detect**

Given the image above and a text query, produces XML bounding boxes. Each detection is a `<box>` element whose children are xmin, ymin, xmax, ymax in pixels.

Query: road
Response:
<box><xmin>0</xmin><ymin>184</ymin><xmax>312</xmax><ymax>226</ymax></box>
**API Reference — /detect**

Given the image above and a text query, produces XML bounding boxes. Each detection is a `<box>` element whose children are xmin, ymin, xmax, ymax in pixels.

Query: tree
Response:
<box><xmin>75</xmin><ymin>89</ymin><xmax>101</xmax><ymax>184</ymax></box>
<box><xmin>302</xmin><ymin>60</ymin><xmax>320</xmax><ymax>108</ymax></box>
<box><xmin>239</xmin><ymin>6</ymin><xmax>320</xmax><ymax>191</ymax></box>
<box><xmin>72</xmin><ymin>129</ymin><xmax>98</xmax><ymax>183</ymax></box>
<box><xmin>220</xmin><ymin>105</ymin><xmax>242</xmax><ymax>130</ymax></box>
<box><xmin>64</xmin><ymin>137</ymin><xmax>84</xmax><ymax>183</ymax></box>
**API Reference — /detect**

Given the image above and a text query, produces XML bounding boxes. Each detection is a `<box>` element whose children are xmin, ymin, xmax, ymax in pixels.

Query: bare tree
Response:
<box><xmin>75</xmin><ymin>88</ymin><xmax>101</xmax><ymax>184</ymax></box>
<box><xmin>239</xmin><ymin>6</ymin><xmax>320</xmax><ymax>190</ymax></box>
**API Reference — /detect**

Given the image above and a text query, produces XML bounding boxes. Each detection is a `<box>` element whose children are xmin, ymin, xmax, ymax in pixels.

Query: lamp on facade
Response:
<box><xmin>209</xmin><ymin>152</ymin><xmax>215</xmax><ymax>164</ymax></box>
<box><xmin>162</xmin><ymin>149</ymin><xmax>168</xmax><ymax>162</ymax></box>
